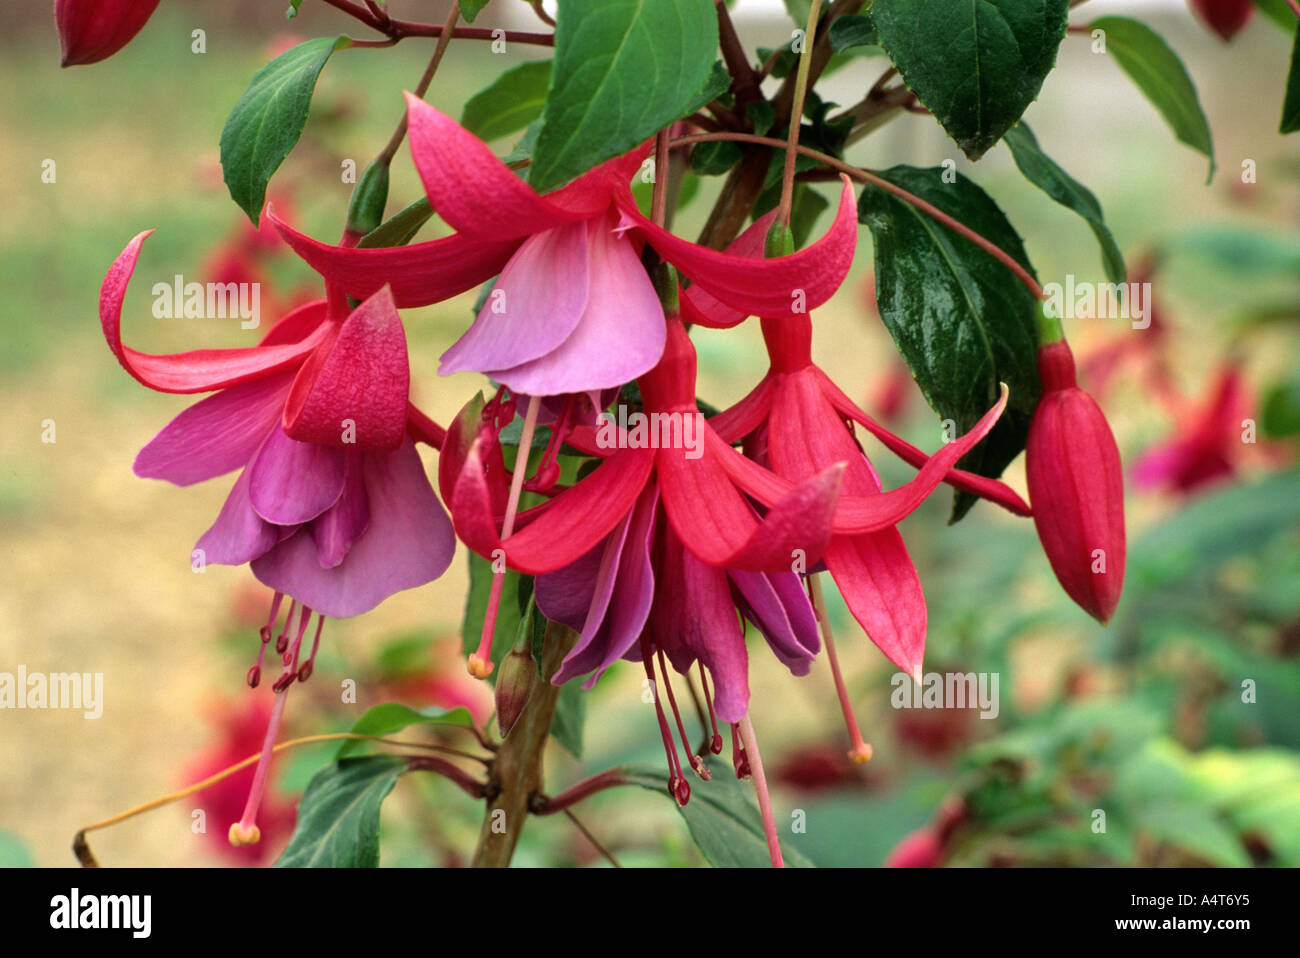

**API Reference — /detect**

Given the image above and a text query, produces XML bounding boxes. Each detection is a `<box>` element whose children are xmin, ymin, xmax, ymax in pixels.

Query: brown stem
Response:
<box><xmin>470</xmin><ymin>620</ymin><xmax>578</xmax><ymax>867</ymax></box>
<box><xmin>375</xmin><ymin>4</ymin><xmax>460</xmax><ymax>166</ymax></box>
<box><xmin>318</xmin><ymin>0</ymin><xmax>553</xmax><ymax>45</ymax></box>
<box><xmin>407</xmin><ymin>755</ymin><xmax>488</xmax><ymax>799</ymax></box>
<box><xmin>531</xmin><ymin>767</ymin><xmax>630</xmax><ymax>814</ymax></box>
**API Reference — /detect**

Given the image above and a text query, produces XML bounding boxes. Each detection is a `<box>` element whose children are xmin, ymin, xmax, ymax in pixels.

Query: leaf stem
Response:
<box><xmin>531</xmin><ymin>767</ymin><xmax>630</xmax><ymax>814</ymax></box>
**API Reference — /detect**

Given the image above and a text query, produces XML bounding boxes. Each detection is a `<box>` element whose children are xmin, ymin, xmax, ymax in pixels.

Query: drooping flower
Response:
<box><xmin>1025</xmin><ymin>337</ymin><xmax>1126</xmax><ymax>624</ymax></box>
<box><xmin>276</xmin><ymin>96</ymin><xmax>859</xmax><ymax>400</ymax></box>
<box><xmin>1132</xmin><ymin>361</ymin><xmax>1254</xmax><ymax>495</ymax></box>
<box><xmin>1188</xmin><ymin>0</ymin><xmax>1254</xmax><ymax>41</ymax></box>
<box><xmin>55</xmin><ymin>0</ymin><xmax>161</xmax><ymax>67</ymax></box>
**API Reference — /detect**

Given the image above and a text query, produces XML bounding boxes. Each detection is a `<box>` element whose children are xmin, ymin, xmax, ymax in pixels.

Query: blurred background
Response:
<box><xmin>1</xmin><ymin>0</ymin><xmax>1298</xmax><ymax>867</ymax></box>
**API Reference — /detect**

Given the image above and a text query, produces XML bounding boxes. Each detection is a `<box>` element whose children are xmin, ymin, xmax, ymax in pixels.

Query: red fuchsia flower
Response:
<box><xmin>1188</xmin><ymin>0</ymin><xmax>1254</xmax><ymax>41</ymax></box>
<box><xmin>1025</xmin><ymin>329</ymin><xmax>1126</xmax><ymax>624</ymax></box>
<box><xmin>101</xmin><ymin>229</ymin><xmax>456</xmax><ymax>845</ymax></box>
<box><xmin>181</xmin><ymin>695</ymin><xmax>297</xmax><ymax>866</ymax></box>
<box><xmin>1132</xmin><ymin>361</ymin><xmax>1252</xmax><ymax>495</ymax></box>
<box><xmin>276</xmin><ymin>96</ymin><xmax>858</xmax><ymax>401</ymax></box>
<box><xmin>698</xmin><ymin>213</ymin><xmax>1028</xmax><ymax>682</ymax></box>
<box><xmin>55</xmin><ymin>0</ymin><xmax>160</xmax><ymax>66</ymax></box>
<box><xmin>882</xmin><ymin>826</ymin><xmax>944</xmax><ymax>868</ymax></box>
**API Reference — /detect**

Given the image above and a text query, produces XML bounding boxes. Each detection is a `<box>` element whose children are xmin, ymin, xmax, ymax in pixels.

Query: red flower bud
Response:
<box><xmin>494</xmin><ymin>646</ymin><xmax>536</xmax><ymax>739</ymax></box>
<box><xmin>1187</xmin><ymin>0</ymin><xmax>1254</xmax><ymax>42</ymax></box>
<box><xmin>55</xmin><ymin>0</ymin><xmax>161</xmax><ymax>67</ymax></box>
<box><xmin>1026</xmin><ymin>340</ymin><xmax>1126</xmax><ymax>624</ymax></box>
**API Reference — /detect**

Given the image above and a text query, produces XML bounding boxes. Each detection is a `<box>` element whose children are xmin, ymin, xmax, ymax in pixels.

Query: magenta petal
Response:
<box><xmin>729</xmin><ymin>568</ymin><xmax>820</xmax><ymax>676</ymax></box>
<box><xmin>247</xmin><ymin>427</ymin><xmax>347</xmax><ymax>525</ymax></box>
<box><xmin>535</xmin><ymin>542</ymin><xmax>605</xmax><ymax>633</ymax></box>
<box><xmin>195</xmin><ymin>467</ymin><xmax>280</xmax><ymax>566</ymax></box>
<box><xmin>440</xmin><ymin>221</ymin><xmax>590</xmax><ymax>376</ymax></box>
<box><xmin>311</xmin><ymin>453</ymin><xmax>370</xmax><ymax>569</ymax></box>
<box><xmin>550</xmin><ymin>486</ymin><xmax>658</xmax><ymax>687</ymax></box>
<box><xmin>252</xmin><ymin>439</ymin><xmax>456</xmax><ymax>618</ymax></box>
<box><xmin>487</xmin><ymin>216</ymin><xmax>666</xmax><ymax>397</ymax></box>
<box><xmin>134</xmin><ymin>372</ymin><xmax>292</xmax><ymax>486</ymax></box>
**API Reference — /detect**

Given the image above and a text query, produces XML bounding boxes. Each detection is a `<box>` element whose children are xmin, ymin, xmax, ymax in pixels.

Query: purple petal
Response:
<box><xmin>311</xmin><ymin>452</ymin><xmax>370</xmax><ymax>569</ymax></box>
<box><xmin>551</xmin><ymin>486</ymin><xmax>658</xmax><ymax>687</ymax></box>
<box><xmin>247</xmin><ymin>426</ymin><xmax>347</xmax><ymax>525</ymax></box>
<box><xmin>251</xmin><ymin>439</ymin><xmax>455</xmax><ymax>618</ymax></box>
<box><xmin>195</xmin><ymin>467</ymin><xmax>280</xmax><ymax>565</ymax></box>
<box><xmin>488</xmin><ymin>215</ymin><xmax>666</xmax><ymax>397</ymax></box>
<box><xmin>729</xmin><ymin>569</ymin><xmax>820</xmax><ymax>675</ymax></box>
<box><xmin>134</xmin><ymin>373</ymin><xmax>291</xmax><ymax>486</ymax></box>
<box><xmin>439</xmin><ymin>221</ymin><xmax>590</xmax><ymax>376</ymax></box>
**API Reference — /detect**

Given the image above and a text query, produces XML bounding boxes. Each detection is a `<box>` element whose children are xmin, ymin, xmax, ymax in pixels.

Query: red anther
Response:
<box><xmin>524</xmin><ymin>458</ymin><xmax>560</xmax><ymax>493</ymax></box>
<box><xmin>711</xmin><ymin>733</ymin><xmax>724</xmax><ymax>754</ymax></box>
<box><xmin>258</xmin><ymin>626</ymin><xmax>272</xmax><ymax>644</ymax></box>
<box><xmin>246</xmin><ymin>665</ymin><xmax>261</xmax><ymax>688</ymax></box>
<box><xmin>275</xmin><ymin>632</ymin><xmax>289</xmax><ymax>655</ymax></box>
<box><xmin>271</xmin><ymin>672</ymin><xmax>295</xmax><ymax>693</ymax></box>
<box><xmin>296</xmin><ymin>660</ymin><xmax>314</xmax><ymax>683</ymax></box>
<box><xmin>497</xmin><ymin>397</ymin><xmax>517</xmax><ymax>428</ymax></box>
<box><xmin>674</xmin><ymin>778</ymin><xmax>692</xmax><ymax>806</ymax></box>
<box><xmin>690</xmin><ymin>754</ymin><xmax>712</xmax><ymax>781</ymax></box>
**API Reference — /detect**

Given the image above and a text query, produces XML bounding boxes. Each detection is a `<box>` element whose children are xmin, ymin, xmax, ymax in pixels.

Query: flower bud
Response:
<box><xmin>1188</xmin><ymin>0</ymin><xmax>1254</xmax><ymax>42</ymax></box>
<box><xmin>494</xmin><ymin>645</ymin><xmax>536</xmax><ymax>738</ymax></box>
<box><xmin>1025</xmin><ymin>339</ymin><xmax>1126</xmax><ymax>624</ymax></box>
<box><xmin>56</xmin><ymin>0</ymin><xmax>162</xmax><ymax>67</ymax></box>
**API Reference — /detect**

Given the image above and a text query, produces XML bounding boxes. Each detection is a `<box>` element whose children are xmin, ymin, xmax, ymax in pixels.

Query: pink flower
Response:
<box><xmin>1133</xmin><ymin>362</ymin><xmax>1250</xmax><ymax>495</ymax></box>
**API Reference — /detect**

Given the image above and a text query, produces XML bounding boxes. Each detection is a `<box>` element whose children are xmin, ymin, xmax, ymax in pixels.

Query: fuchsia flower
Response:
<box><xmin>699</xmin><ymin>213</ymin><xmax>1028</xmax><ymax>679</ymax></box>
<box><xmin>1188</xmin><ymin>0</ymin><xmax>1254</xmax><ymax>41</ymax></box>
<box><xmin>55</xmin><ymin>0</ymin><xmax>160</xmax><ymax>67</ymax></box>
<box><xmin>1025</xmin><ymin>339</ymin><xmax>1126</xmax><ymax>624</ymax></box>
<box><xmin>1132</xmin><ymin>361</ymin><xmax>1251</xmax><ymax>495</ymax></box>
<box><xmin>275</xmin><ymin>96</ymin><xmax>858</xmax><ymax>399</ymax></box>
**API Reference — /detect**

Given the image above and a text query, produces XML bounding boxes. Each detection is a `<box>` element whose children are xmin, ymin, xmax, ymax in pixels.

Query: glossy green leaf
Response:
<box><xmin>1090</xmin><ymin>16</ymin><xmax>1215</xmax><ymax>178</ymax></box>
<box><xmin>336</xmin><ymin>703</ymin><xmax>475</xmax><ymax>758</ymax></box>
<box><xmin>275</xmin><ymin>756</ymin><xmax>407</xmax><ymax>868</ymax></box>
<box><xmin>858</xmin><ymin>165</ymin><xmax>1042</xmax><ymax>520</ymax></box>
<box><xmin>529</xmin><ymin>0</ymin><xmax>719</xmax><ymax>192</ymax></box>
<box><xmin>462</xmin><ymin>59</ymin><xmax>553</xmax><ymax>141</ymax></box>
<box><xmin>828</xmin><ymin>13</ymin><xmax>878</xmax><ymax>52</ymax></box>
<box><xmin>220</xmin><ymin>36</ymin><xmax>346</xmax><ymax>224</ymax></box>
<box><xmin>871</xmin><ymin>0</ymin><xmax>1068</xmax><ymax>159</ymax></box>
<box><xmin>1002</xmin><ymin>122</ymin><xmax>1125</xmax><ymax>284</ymax></box>
<box><xmin>1283</xmin><ymin>26</ymin><xmax>1300</xmax><ymax>134</ymax></box>
<box><xmin>624</xmin><ymin>758</ymin><xmax>815</xmax><ymax>867</ymax></box>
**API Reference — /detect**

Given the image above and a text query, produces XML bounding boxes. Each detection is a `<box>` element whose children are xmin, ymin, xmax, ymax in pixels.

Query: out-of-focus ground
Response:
<box><xmin>0</xmin><ymin>1</ymin><xmax>1296</xmax><ymax>866</ymax></box>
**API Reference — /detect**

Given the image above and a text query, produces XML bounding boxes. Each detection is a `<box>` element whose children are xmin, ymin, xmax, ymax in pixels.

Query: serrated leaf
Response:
<box><xmin>871</xmin><ymin>0</ymin><xmax>1068</xmax><ymax>160</ymax></box>
<box><xmin>528</xmin><ymin>0</ymin><xmax>719</xmax><ymax>192</ymax></box>
<box><xmin>1002</xmin><ymin>122</ymin><xmax>1125</xmax><ymax>284</ymax></box>
<box><xmin>1283</xmin><ymin>26</ymin><xmax>1300</xmax><ymax>134</ymax></box>
<box><xmin>275</xmin><ymin>756</ymin><xmax>407</xmax><ymax>867</ymax></box>
<box><xmin>336</xmin><ymin>703</ymin><xmax>474</xmax><ymax>758</ymax></box>
<box><xmin>1090</xmin><ymin>16</ymin><xmax>1215</xmax><ymax>179</ymax></box>
<box><xmin>462</xmin><ymin>59</ymin><xmax>553</xmax><ymax>141</ymax></box>
<box><xmin>220</xmin><ymin>36</ymin><xmax>346</xmax><ymax>224</ymax></box>
<box><xmin>624</xmin><ymin>758</ymin><xmax>815</xmax><ymax>867</ymax></box>
<box><xmin>858</xmin><ymin>165</ymin><xmax>1041</xmax><ymax>520</ymax></box>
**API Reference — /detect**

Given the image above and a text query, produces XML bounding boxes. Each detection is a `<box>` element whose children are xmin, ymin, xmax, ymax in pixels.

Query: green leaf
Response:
<box><xmin>528</xmin><ymin>0</ymin><xmax>719</xmax><ymax>192</ymax></box>
<box><xmin>870</xmin><ymin>0</ymin><xmax>1068</xmax><ymax>160</ymax></box>
<box><xmin>275</xmin><ymin>756</ymin><xmax>407</xmax><ymax>867</ymax></box>
<box><xmin>220</xmin><ymin>36</ymin><xmax>346</xmax><ymax>224</ymax></box>
<box><xmin>684</xmin><ymin>60</ymin><xmax>733</xmax><ymax>116</ymax></box>
<box><xmin>462</xmin><ymin>59</ymin><xmax>553</xmax><ymax>141</ymax></box>
<box><xmin>336</xmin><ymin>703</ymin><xmax>475</xmax><ymax>758</ymax></box>
<box><xmin>1283</xmin><ymin>27</ymin><xmax>1300</xmax><ymax>134</ymax></box>
<box><xmin>459</xmin><ymin>0</ymin><xmax>491</xmax><ymax>23</ymax></box>
<box><xmin>0</xmin><ymin>831</ymin><xmax>34</xmax><ymax>868</ymax></box>
<box><xmin>461</xmin><ymin>550</ymin><xmax>528</xmax><ymax>679</ymax></box>
<box><xmin>1250</xmin><ymin>0</ymin><xmax>1300</xmax><ymax>32</ymax></box>
<box><xmin>689</xmin><ymin>139</ymin><xmax>743</xmax><ymax>176</ymax></box>
<box><xmin>550</xmin><ymin>681</ymin><xmax>587</xmax><ymax>758</ymax></box>
<box><xmin>828</xmin><ymin>13</ymin><xmax>877</xmax><ymax>52</ymax></box>
<box><xmin>625</xmin><ymin>758</ymin><xmax>815</xmax><ymax>867</ymax></box>
<box><xmin>357</xmin><ymin>197</ymin><xmax>434</xmax><ymax>249</ymax></box>
<box><xmin>1002</xmin><ymin>122</ymin><xmax>1126</xmax><ymax>284</ymax></box>
<box><xmin>1090</xmin><ymin>16</ymin><xmax>1215</xmax><ymax>179</ymax></box>
<box><xmin>857</xmin><ymin>165</ymin><xmax>1042</xmax><ymax>520</ymax></box>
<box><xmin>1262</xmin><ymin>373</ymin><xmax>1300</xmax><ymax>437</ymax></box>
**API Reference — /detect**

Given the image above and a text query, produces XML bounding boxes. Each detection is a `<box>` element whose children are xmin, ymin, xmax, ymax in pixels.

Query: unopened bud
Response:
<box><xmin>56</xmin><ymin>0</ymin><xmax>162</xmax><ymax>67</ymax></box>
<box><xmin>494</xmin><ymin>646</ymin><xmax>536</xmax><ymax>737</ymax></box>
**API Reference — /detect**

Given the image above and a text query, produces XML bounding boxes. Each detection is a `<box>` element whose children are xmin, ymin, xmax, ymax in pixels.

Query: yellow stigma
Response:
<box><xmin>228</xmin><ymin>822</ymin><xmax>262</xmax><ymax>847</ymax></box>
<box><xmin>848</xmin><ymin>743</ymin><xmax>874</xmax><ymax>765</ymax></box>
<box><xmin>467</xmin><ymin>654</ymin><xmax>494</xmax><ymax>680</ymax></box>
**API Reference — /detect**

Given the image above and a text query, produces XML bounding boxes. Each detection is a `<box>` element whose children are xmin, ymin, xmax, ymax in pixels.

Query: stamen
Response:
<box><xmin>657</xmin><ymin>650</ymin><xmax>709</xmax><ymax>780</ymax></box>
<box><xmin>641</xmin><ymin>634</ymin><xmax>689</xmax><ymax>805</ymax></box>
<box><xmin>809</xmin><ymin>574</ymin><xmax>873</xmax><ymax>764</ymax></box>
<box><xmin>525</xmin><ymin>394</ymin><xmax>576</xmax><ymax>494</ymax></box>
<box><xmin>273</xmin><ymin>604</ymin><xmax>310</xmax><ymax>693</ymax></box>
<box><xmin>259</xmin><ymin>591</ymin><xmax>285</xmax><ymax>644</ymax></box>
<box><xmin>469</xmin><ymin>393</ymin><xmax>542</xmax><ymax>679</ymax></box>
<box><xmin>731</xmin><ymin>722</ymin><xmax>751</xmax><ymax>779</ymax></box>
<box><xmin>248</xmin><ymin>592</ymin><xmax>284</xmax><ymax>687</ymax></box>
<box><xmin>229</xmin><ymin>684</ymin><xmax>291</xmax><ymax>848</ymax></box>
<box><xmin>699</xmin><ymin>665</ymin><xmax>724</xmax><ymax>754</ymax></box>
<box><xmin>297</xmin><ymin>615</ymin><xmax>326</xmax><ymax>682</ymax></box>
<box><xmin>275</xmin><ymin>599</ymin><xmax>297</xmax><ymax>655</ymax></box>
<box><xmin>738</xmin><ymin>713</ymin><xmax>785</xmax><ymax>868</ymax></box>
